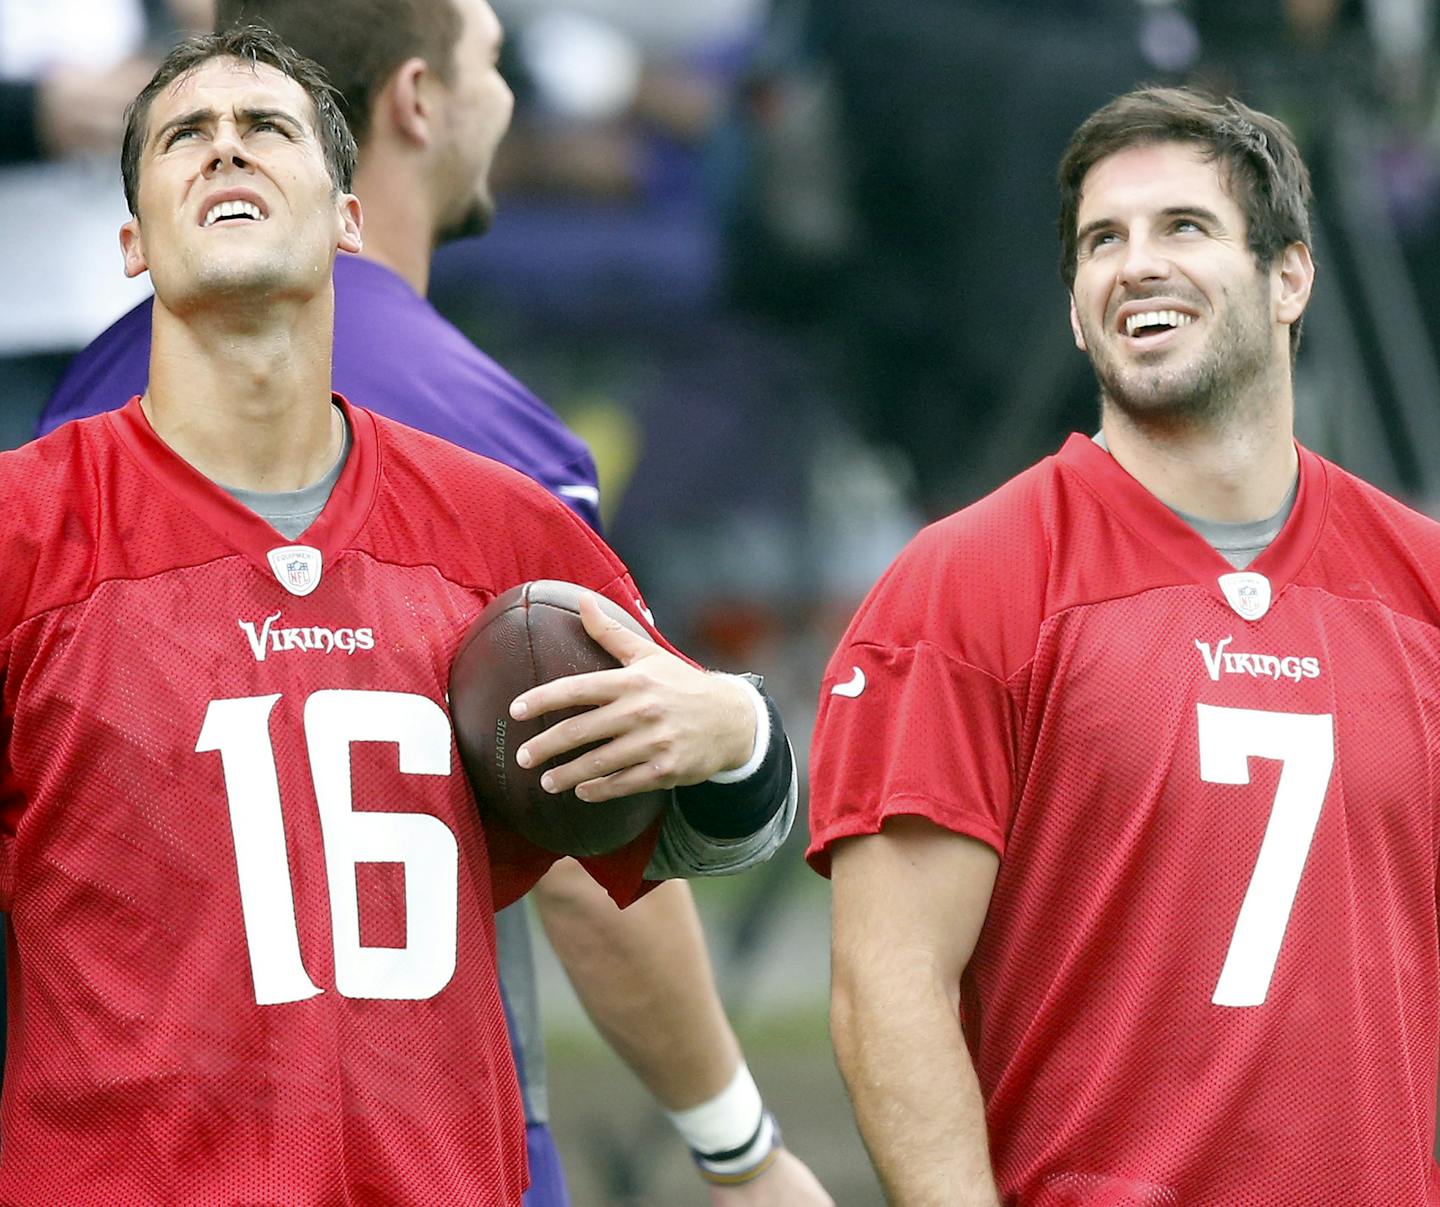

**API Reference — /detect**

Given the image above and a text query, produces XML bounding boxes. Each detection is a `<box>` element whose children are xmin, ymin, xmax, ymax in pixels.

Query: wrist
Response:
<box><xmin>707</xmin><ymin>674</ymin><xmax>769</xmax><ymax>783</ymax></box>
<box><xmin>665</xmin><ymin>1061</ymin><xmax>783</xmax><ymax>1186</ymax></box>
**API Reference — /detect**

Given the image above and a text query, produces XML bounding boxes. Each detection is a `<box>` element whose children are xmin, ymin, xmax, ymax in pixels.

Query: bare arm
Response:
<box><xmin>830</xmin><ymin>816</ymin><xmax>1001</xmax><ymax>1206</ymax></box>
<box><xmin>534</xmin><ymin>862</ymin><xmax>738</xmax><ymax>1105</ymax></box>
<box><xmin>533</xmin><ymin>859</ymin><xmax>833</xmax><ymax>1205</ymax></box>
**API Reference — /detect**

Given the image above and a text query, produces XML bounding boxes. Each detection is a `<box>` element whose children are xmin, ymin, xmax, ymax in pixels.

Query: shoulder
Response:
<box><xmin>367</xmin><ymin>406</ymin><xmax>563</xmax><ymax>502</ymax></box>
<box><xmin>1307</xmin><ymin>451</ymin><xmax>1440</xmax><ymax>622</ymax></box>
<box><xmin>1319</xmin><ymin>452</ymin><xmax>1440</xmax><ymax>543</ymax></box>
<box><xmin>843</xmin><ymin>452</ymin><xmax>1070</xmax><ymax>673</ymax></box>
<box><xmin>0</xmin><ymin>417</ymin><xmax>115</xmax><ymax>631</ymax></box>
<box><xmin>331</xmin><ymin>260</ymin><xmax>595</xmax><ymax>488</ymax></box>
<box><xmin>362</xmin><ymin>408</ymin><xmax>620</xmax><ymax>586</ymax></box>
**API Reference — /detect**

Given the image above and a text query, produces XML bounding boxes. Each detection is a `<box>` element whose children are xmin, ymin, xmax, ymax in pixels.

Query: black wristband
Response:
<box><xmin>673</xmin><ymin>690</ymin><xmax>792</xmax><ymax>839</ymax></box>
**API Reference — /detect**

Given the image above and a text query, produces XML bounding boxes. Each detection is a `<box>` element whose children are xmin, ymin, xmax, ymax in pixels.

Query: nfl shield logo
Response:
<box><xmin>1218</xmin><ymin>571</ymin><xmax>1272</xmax><ymax>621</ymax></box>
<box><xmin>267</xmin><ymin>545</ymin><xmax>324</xmax><ymax>597</ymax></box>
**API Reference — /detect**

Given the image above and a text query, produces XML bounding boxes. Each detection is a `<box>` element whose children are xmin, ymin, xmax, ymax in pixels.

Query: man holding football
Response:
<box><xmin>39</xmin><ymin>1</ymin><xmax>830</xmax><ymax>1201</ymax></box>
<box><xmin>812</xmin><ymin>87</ymin><xmax>1440</xmax><ymax>1204</ymax></box>
<box><xmin>0</xmin><ymin>26</ymin><xmax>796</xmax><ymax>1204</ymax></box>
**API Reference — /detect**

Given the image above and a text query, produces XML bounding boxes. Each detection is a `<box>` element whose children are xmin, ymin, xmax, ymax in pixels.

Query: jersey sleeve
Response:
<box><xmin>475</xmin><ymin>478</ymin><xmax>674</xmax><ymax>911</ymax></box>
<box><xmin>807</xmin><ymin>522</ymin><xmax>1025</xmax><ymax>875</ymax></box>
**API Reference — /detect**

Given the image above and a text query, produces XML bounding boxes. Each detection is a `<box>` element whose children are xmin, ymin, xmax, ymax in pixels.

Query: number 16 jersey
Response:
<box><xmin>0</xmin><ymin>398</ymin><xmax>661</xmax><ymax>1205</ymax></box>
<box><xmin>809</xmin><ymin>435</ymin><xmax>1440</xmax><ymax>1206</ymax></box>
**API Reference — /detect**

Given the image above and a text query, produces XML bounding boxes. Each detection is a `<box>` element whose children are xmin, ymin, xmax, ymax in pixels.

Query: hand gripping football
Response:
<box><xmin>450</xmin><ymin>580</ymin><xmax>670</xmax><ymax>857</ymax></box>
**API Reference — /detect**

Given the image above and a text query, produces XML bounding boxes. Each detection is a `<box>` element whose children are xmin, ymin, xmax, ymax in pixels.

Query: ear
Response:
<box><xmin>380</xmin><ymin>57</ymin><xmax>435</xmax><ymax>148</ymax></box>
<box><xmin>1069</xmin><ymin>294</ymin><xmax>1088</xmax><ymax>352</ymax></box>
<box><xmin>1274</xmin><ymin>241</ymin><xmax>1314</xmax><ymax>330</ymax></box>
<box><xmin>336</xmin><ymin>192</ymin><xmax>363</xmax><ymax>255</ymax></box>
<box><xmin>120</xmin><ymin>216</ymin><xmax>149</xmax><ymax>279</ymax></box>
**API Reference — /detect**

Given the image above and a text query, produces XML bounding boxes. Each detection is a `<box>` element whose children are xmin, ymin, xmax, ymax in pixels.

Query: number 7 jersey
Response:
<box><xmin>809</xmin><ymin>435</ymin><xmax>1440</xmax><ymax>1206</ymax></box>
<box><xmin>0</xmin><ymin>398</ymin><xmax>663</xmax><ymax>1205</ymax></box>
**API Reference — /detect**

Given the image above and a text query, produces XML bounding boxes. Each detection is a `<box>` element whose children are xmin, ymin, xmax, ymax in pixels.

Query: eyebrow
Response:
<box><xmin>1076</xmin><ymin>205</ymin><xmax>1227</xmax><ymax>249</ymax></box>
<box><xmin>150</xmin><ymin>105</ymin><xmax>305</xmax><ymax>148</ymax></box>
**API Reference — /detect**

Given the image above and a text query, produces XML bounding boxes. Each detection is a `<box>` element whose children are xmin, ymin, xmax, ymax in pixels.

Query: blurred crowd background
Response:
<box><xmin>3</xmin><ymin>0</ymin><xmax>1438</xmax><ymax>1202</ymax></box>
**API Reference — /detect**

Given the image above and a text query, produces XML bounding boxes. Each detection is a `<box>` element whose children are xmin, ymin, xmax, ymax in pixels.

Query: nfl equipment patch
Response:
<box><xmin>1218</xmin><ymin>571</ymin><xmax>1272</xmax><ymax>621</ymax></box>
<box><xmin>267</xmin><ymin>545</ymin><xmax>324</xmax><ymax>597</ymax></box>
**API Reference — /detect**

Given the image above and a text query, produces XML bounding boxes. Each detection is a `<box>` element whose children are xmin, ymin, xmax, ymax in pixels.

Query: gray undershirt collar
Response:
<box><xmin>220</xmin><ymin>407</ymin><xmax>350</xmax><ymax>540</ymax></box>
<box><xmin>1092</xmin><ymin>430</ymin><xmax>1297</xmax><ymax>570</ymax></box>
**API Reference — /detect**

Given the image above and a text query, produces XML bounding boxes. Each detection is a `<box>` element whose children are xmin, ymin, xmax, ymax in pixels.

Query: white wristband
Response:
<box><xmin>707</xmin><ymin>675</ymin><xmax>770</xmax><ymax>784</ymax></box>
<box><xmin>665</xmin><ymin>1061</ymin><xmax>765</xmax><ymax>1155</ymax></box>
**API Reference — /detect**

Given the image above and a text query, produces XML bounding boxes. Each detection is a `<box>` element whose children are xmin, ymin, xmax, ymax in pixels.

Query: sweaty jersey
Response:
<box><xmin>0</xmin><ymin>398</ymin><xmax>661</xmax><ymax>1205</ymax></box>
<box><xmin>809</xmin><ymin>434</ymin><xmax>1440</xmax><ymax>1206</ymax></box>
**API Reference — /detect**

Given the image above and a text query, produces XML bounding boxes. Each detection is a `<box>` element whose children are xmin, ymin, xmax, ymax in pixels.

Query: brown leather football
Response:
<box><xmin>449</xmin><ymin>579</ymin><xmax>669</xmax><ymax>856</ymax></box>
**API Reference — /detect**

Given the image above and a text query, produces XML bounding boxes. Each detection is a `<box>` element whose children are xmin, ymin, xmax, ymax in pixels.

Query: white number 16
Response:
<box><xmin>1197</xmin><ymin>703</ymin><xmax>1335</xmax><ymax>1008</ymax></box>
<box><xmin>196</xmin><ymin>689</ymin><xmax>459</xmax><ymax>1006</ymax></box>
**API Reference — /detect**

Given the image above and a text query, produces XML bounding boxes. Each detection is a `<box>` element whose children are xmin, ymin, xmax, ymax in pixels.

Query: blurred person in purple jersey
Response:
<box><xmin>40</xmin><ymin>1</ymin><xmax>831</xmax><ymax>1204</ymax></box>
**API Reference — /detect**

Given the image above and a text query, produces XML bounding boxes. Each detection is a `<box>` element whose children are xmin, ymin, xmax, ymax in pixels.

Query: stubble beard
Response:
<box><xmin>438</xmin><ymin>189</ymin><xmax>496</xmax><ymax>246</ymax></box>
<box><xmin>168</xmin><ymin>237</ymin><xmax>327</xmax><ymax>321</ymax></box>
<box><xmin>1085</xmin><ymin>278</ymin><xmax>1277</xmax><ymax>434</ymax></box>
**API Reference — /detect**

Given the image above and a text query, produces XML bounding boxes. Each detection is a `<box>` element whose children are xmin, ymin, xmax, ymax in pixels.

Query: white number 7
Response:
<box><xmin>1197</xmin><ymin>703</ymin><xmax>1335</xmax><ymax>1008</ymax></box>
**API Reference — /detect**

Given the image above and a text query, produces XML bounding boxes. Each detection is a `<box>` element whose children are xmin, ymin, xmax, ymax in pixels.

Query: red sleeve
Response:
<box><xmin>481</xmin><ymin>501</ymin><xmax>669</xmax><ymax>910</ymax></box>
<box><xmin>807</xmin><ymin>510</ymin><xmax>1038</xmax><ymax>876</ymax></box>
<box><xmin>808</xmin><ymin>641</ymin><xmax>1016</xmax><ymax>875</ymax></box>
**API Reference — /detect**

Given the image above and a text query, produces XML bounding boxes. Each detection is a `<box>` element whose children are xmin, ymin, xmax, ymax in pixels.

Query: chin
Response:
<box><xmin>438</xmin><ymin>196</ymin><xmax>495</xmax><ymax>246</ymax></box>
<box><xmin>167</xmin><ymin>259</ymin><xmax>312</xmax><ymax>311</ymax></box>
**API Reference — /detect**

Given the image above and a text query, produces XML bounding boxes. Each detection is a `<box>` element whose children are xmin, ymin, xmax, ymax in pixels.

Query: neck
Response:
<box><xmin>144</xmin><ymin>289</ymin><xmax>342</xmax><ymax>492</ymax></box>
<box><xmin>351</xmin><ymin>154</ymin><xmax>436</xmax><ymax>295</ymax></box>
<box><xmin>1100</xmin><ymin>384</ymin><xmax>1298</xmax><ymax>522</ymax></box>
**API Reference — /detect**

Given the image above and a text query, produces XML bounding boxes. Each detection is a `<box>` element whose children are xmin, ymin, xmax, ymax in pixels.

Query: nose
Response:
<box><xmin>1117</xmin><ymin>231</ymin><xmax>1170</xmax><ymax>290</ymax></box>
<box><xmin>203</xmin><ymin>125</ymin><xmax>253</xmax><ymax>178</ymax></box>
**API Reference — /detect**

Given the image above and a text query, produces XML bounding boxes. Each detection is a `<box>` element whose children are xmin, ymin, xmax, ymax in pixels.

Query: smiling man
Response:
<box><xmin>810</xmin><ymin>88</ymin><xmax>1440</xmax><ymax>1204</ymax></box>
<box><xmin>0</xmin><ymin>27</ymin><xmax>798</xmax><ymax>1205</ymax></box>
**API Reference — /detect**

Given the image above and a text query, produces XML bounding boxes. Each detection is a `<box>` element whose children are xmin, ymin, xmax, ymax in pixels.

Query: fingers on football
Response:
<box><xmin>510</xmin><ymin>666</ymin><xmax>631</xmax><ymax>721</ymax></box>
<box><xmin>516</xmin><ymin>691</ymin><xmax>668</xmax><ymax>774</ymax></box>
<box><xmin>573</xmin><ymin>755</ymin><xmax>677</xmax><ymax>803</ymax></box>
<box><xmin>542</xmin><ymin>729</ymin><xmax>680</xmax><ymax>800</ymax></box>
<box><xmin>579</xmin><ymin>591</ymin><xmax>657</xmax><ymax>663</ymax></box>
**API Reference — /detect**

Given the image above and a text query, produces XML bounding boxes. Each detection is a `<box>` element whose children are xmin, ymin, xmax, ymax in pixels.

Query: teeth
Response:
<box><xmin>1125</xmin><ymin>309</ymin><xmax>1194</xmax><ymax>337</ymax></box>
<box><xmin>203</xmin><ymin>199</ymin><xmax>263</xmax><ymax>227</ymax></box>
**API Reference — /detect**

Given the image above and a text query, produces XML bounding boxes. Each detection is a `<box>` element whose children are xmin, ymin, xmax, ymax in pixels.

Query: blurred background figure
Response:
<box><xmin>430</xmin><ymin>0</ymin><xmax>868</xmax><ymax>673</ymax></box>
<box><xmin>0</xmin><ymin>0</ymin><xmax>212</xmax><ymax>446</ymax></box>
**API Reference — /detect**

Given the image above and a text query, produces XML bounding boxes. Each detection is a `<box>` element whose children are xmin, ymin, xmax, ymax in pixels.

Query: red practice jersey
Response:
<box><xmin>810</xmin><ymin>435</ymin><xmax>1440</xmax><ymax>1206</ymax></box>
<box><xmin>0</xmin><ymin>398</ymin><xmax>662</xmax><ymax>1205</ymax></box>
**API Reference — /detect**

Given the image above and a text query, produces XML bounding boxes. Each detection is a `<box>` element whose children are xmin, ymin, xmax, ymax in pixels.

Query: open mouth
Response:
<box><xmin>202</xmin><ymin>200</ymin><xmax>265</xmax><ymax>227</ymax></box>
<box><xmin>1122</xmin><ymin>309</ymin><xmax>1195</xmax><ymax>341</ymax></box>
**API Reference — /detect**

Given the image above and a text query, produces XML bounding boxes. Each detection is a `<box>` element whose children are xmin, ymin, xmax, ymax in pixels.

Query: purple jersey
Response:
<box><xmin>41</xmin><ymin>255</ymin><xmax>601</xmax><ymax>530</ymax></box>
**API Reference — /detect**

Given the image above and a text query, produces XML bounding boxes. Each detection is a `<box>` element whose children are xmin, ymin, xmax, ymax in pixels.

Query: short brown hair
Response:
<box><xmin>216</xmin><ymin>0</ymin><xmax>463</xmax><ymax>148</ymax></box>
<box><xmin>1057</xmin><ymin>87</ymin><xmax>1313</xmax><ymax>349</ymax></box>
<box><xmin>121</xmin><ymin>25</ymin><xmax>357</xmax><ymax>216</ymax></box>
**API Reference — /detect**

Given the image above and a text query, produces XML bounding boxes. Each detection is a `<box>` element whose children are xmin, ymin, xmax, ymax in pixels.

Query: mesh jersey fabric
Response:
<box><xmin>809</xmin><ymin>433</ymin><xmax>1440</xmax><ymax>1206</ymax></box>
<box><xmin>39</xmin><ymin>254</ymin><xmax>602</xmax><ymax>1138</ymax></box>
<box><xmin>0</xmin><ymin>397</ymin><xmax>663</xmax><ymax>1206</ymax></box>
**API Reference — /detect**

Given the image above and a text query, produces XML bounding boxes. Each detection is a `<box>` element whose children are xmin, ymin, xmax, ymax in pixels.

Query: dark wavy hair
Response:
<box><xmin>121</xmin><ymin>25</ymin><xmax>357</xmax><ymax>216</ymax></box>
<box><xmin>1058</xmin><ymin>87</ymin><xmax>1313</xmax><ymax>351</ymax></box>
<box><xmin>215</xmin><ymin>0</ymin><xmax>463</xmax><ymax>149</ymax></box>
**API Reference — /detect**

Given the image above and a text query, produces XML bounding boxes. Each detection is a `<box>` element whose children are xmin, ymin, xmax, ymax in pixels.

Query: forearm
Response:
<box><xmin>533</xmin><ymin>859</ymin><xmax>740</xmax><ymax>1107</ymax></box>
<box><xmin>832</xmin><ymin>961</ymin><xmax>999</xmax><ymax>1206</ymax></box>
